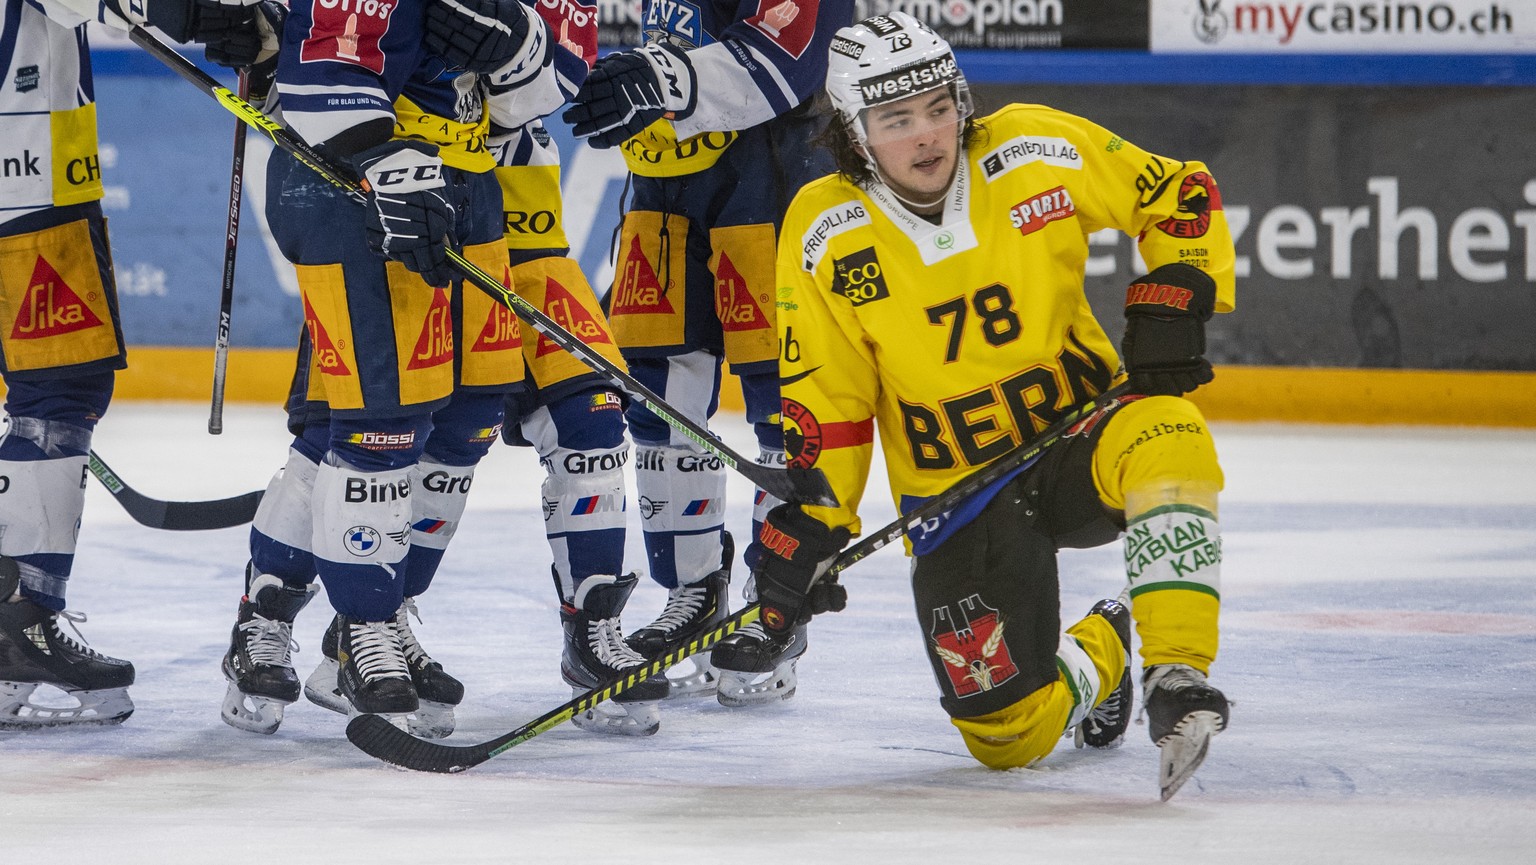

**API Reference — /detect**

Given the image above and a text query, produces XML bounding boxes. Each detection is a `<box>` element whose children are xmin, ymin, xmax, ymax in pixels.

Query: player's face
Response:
<box><xmin>862</xmin><ymin>89</ymin><xmax>962</xmax><ymax>208</ymax></box>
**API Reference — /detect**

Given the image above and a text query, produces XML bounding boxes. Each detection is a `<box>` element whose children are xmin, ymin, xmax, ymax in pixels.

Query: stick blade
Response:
<box><xmin>749</xmin><ymin>465</ymin><xmax>839</xmax><ymax>508</ymax></box>
<box><xmin>345</xmin><ymin>713</ymin><xmax>490</xmax><ymax>773</ymax></box>
<box><xmin>155</xmin><ymin>490</ymin><xmax>263</xmax><ymax>531</ymax></box>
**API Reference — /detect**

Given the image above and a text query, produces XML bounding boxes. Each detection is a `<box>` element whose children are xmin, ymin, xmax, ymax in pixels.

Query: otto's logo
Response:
<box><xmin>1156</xmin><ymin>172</ymin><xmax>1222</xmax><ymax>240</ymax></box>
<box><xmin>302</xmin><ymin>0</ymin><xmax>398</xmax><ymax>75</ymax></box>
<box><xmin>831</xmin><ymin>248</ymin><xmax>889</xmax><ymax>306</ymax></box>
<box><xmin>610</xmin><ymin>236</ymin><xmax>676</xmax><ymax>316</ymax></box>
<box><xmin>12</xmin><ymin>257</ymin><xmax>103</xmax><ymax>339</ymax></box>
<box><xmin>1009</xmin><ymin>186</ymin><xmax>1076</xmax><ymax>237</ymax></box>
<box><xmin>930</xmin><ymin>594</ymin><xmax>1018</xmax><ymax>698</ymax></box>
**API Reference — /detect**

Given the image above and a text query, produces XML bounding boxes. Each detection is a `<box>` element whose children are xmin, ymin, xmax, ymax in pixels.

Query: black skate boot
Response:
<box><xmin>1076</xmin><ymin>598</ymin><xmax>1133</xmax><ymax>749</ymax></box>
<box><xmin>626</xmin><ymin>533</ymin><xmax>732</xmax><ymax>697</ymax></box>
<box><xmin>335</xmin><ymin>614</ymin><xmax>418</xmax><ymax>729</ymax></box>
<box><xmin>1143</xmin><ymin>663</ymin><xmax>1230</xmax><ymax>801</ymax></box>
<box><xmin>709</xmin><ymin>618</ymin><xmax>807</xmax><ymax>708</ymax></box>
<box><xmin>560</xmin><ymin>572</ymin><xmax>669</xmax><ymax>736</ymax></box>
<box><xmin>220</xmin><ymin>566</ymin><xmax>317</xmax><ymax>734</ymax></box>
<box><xmin>392</xmin><ymin>597</ymin><xmax>464</xmax><ymax>739</ymax></box>
<box><xmin>0</xmin><ymin>559</ymin><xmax>135</xmax><ymax>728</ymax></box>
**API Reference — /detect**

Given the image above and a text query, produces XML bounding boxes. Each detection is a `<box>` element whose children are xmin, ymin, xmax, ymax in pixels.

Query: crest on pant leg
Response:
<box><xmin>931</xmin><ymin>593</ymin><xmax>1019</xmax><ymax>698</ymax></box>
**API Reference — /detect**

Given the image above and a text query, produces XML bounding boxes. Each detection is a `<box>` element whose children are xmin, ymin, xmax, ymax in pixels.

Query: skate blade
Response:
<box><xmin>662</xmin><ymin>657</ymin><xmax>718</xmax><ymax>699</ymax></box>
<box><xmin>715</xmin><ymin>663</ymin><xmax>797</xmax><ymax>708</ymax></box>
<box><xmin>220</xmin><ymin>682</ymin><xmax>288</xmax><ymax>735</ymax></box>
<box><xmin>0</xmin><ymin>681</ymin><xmax>134</xmax><ymax>729</ymax></box>
<box><xmin>302</xmin><ymin>659</ymin><xmax>348</xmax><ymax>715</ymax></box>
<box><xmin>1157</xmin><ymin>711</ymin><xmax>1224</xmax><ymax>801</ymax></box>
<box><xmin>570</xmin><ymin>690</ymin><xmax>660</xmax><ymax>737</ymax></box>
<box><xmin>406</xmin><ymin>700</ymin><xmax>456</xmax><ymax>739</ymax></box>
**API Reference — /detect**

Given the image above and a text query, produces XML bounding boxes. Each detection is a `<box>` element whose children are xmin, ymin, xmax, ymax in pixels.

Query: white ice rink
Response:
<box><xmin>4</xmin><ymin>402</ymin><xmax>1534</xmax><ymax>863</ymax></box>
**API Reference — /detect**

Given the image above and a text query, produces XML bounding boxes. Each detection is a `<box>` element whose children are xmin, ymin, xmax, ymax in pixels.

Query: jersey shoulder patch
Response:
<box><xmin>746</xmin><ymin>0</ymin><xmax>821</xmax><ymax>60</ymax></box>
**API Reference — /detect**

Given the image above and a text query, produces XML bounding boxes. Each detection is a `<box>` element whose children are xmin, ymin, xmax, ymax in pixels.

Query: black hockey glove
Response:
<box><xmin>351</xmin><ymin>141</ymin><xmax>458</xmax><ymax>289</ymax></box>
<box><xmin>752</xmin><ymin>504</ymin><xmax>851</xmax><ymax>637</ymax></box>
<box><xmin>1121</xmin><ymin>263</ymin><xmax>1217</xmax><ymax>397</ymax></box>
<box><xmin>424</xmin><ymin>0</ymin><xmax>533</xmax><ymax>73</ymax></box>
<box><xmin>560</xmin><ymin>42</ymin><xmax>697</xmax><ymax>149</ymax></box>
<box><xmin>190</xmin><ymin>0</ymin><xmax>273</xmax><ymax>68</ymax></box>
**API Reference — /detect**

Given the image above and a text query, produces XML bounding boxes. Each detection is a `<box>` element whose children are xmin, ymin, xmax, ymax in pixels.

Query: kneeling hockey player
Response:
<box><xmin>752</xmin><ymin>12</ymin><xmax>1234</xmax><ymax>800</ymax></box>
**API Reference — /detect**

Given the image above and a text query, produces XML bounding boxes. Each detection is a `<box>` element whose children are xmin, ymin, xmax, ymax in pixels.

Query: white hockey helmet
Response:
<box><xmin>825</xmin><ymin>11</ymin><xmax>972</xmax><ymax>147</ymax></box>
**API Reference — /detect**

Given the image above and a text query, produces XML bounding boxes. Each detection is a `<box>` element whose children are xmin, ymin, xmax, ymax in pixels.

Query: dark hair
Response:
<box><xmin>818</xmin><ymin>87</ymin><xmax>987</xmax><ymax>189</ymax></box>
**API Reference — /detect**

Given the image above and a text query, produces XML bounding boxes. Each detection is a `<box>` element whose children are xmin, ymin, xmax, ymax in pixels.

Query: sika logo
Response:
<box><xmin>12</xmin><ymin>257</ymin><xmax>103</xmax><ymax>339</ymax></box>
<box><xmin>302</xmin><ymin>295</ymin><xmax>352</xmax><ymax>376</ymax></box>
<box><xmin>610</xmin><ymin>236</ymin><xmax>675</xmax><ymax>315</ymax></box>
<box><xmin>537</xmin><ymin>276</ymin><xmax>611</xmax><ymax>357</ymax></box>
<box><xmin>715</xmin><ymin>253</ymin><xmax>770</xmax><ymax>331</ymax></box>
<box><xmin>408</xmin><ymin>289</ymin><xmax>453</xmax><ymax>369</ymax></box>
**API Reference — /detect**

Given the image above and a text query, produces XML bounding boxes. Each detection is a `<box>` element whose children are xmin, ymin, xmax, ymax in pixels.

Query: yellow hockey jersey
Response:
<box><xmin>775</xmin><ymin>104</ymin><xmax>1236</xmax><ymax>537</ymax></box>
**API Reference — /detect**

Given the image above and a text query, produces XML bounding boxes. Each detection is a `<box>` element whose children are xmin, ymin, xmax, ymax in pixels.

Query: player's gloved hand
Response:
<box><xmin>351</xmin><ymin>141</ymin><xmax>457</xmax><ymax>289</ymax></box>
<box><xmin>751</xmin><ymin>504</ymin><xmax>851</xmax><ymax>637</ymax></box>
<box><xmin>560</xmin><ymin>42</ymin><xmax>696</xmax><ymax>148</ymax></box>
<box><xmin>424</xmin><ymin>0</ymin><xmax>533</xmax><ymax>73</ymax></box>
<box><xmin>190</xmin><ymin>0</ymin><xmax>269</xmax><ymax>68</ymax></box>
<box><xmin>1121</xmin><ymin>262</ymin><xmax>1217</xmax><ymax>396</ymax></box>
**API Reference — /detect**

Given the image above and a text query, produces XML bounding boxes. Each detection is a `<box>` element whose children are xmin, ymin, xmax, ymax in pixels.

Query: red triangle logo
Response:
<box><xmin>302</xmin><ymin>294</ymin><xmax>353</xmax><ymax>376</ymax></box>
<box><xmin>407</xmin><ymin>288</ymin><xmax>454</xmax><ymax>370</ymax></box>
<box><xmin>474</xmin><ymin>266</ymin><xmax>522</xmax><ymax>351</ymax></box>
<box><xmin>714</xmin><ymin>252</ymin><xmax>769</xmax><ymax>332</ymax></box>
<box><xmin>536</xmin><ymin>275</ymin><xmax>614</xmax><ymax>357</ymax></box>
<box><xmin>11</xmin><ymin>256</ymin><xmax>105</xmax><ymax>340</ymax></box>
<box><xmin>609</xmin><ymin>235</ymin><xmax>675</xmax><ymax>316</ymax></box>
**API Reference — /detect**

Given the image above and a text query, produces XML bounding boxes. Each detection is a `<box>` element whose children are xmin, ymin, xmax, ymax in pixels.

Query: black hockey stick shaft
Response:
<box><xmin>344</xmin><ymin>385</ymin><xmax>1130</xmax><ymax>772</ymax></box>
<box><xmin>208</xmin><ymin>68</ymin><xmax>250</xmax><ymax>435</ymax></box>
<box><xmin>128</xmin><ymin>27</ymin><xmax>836</xmax><ymax>508</ymax></box>
<box><xmin>87</xmin><ymin>451</ymin><xmax>263</xmax><ymax>530</ymax></box>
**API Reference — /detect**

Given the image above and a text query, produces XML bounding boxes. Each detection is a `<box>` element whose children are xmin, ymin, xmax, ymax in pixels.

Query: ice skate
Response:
<box><xmin>305</xmin><ymin>613</ymin><xmax>418</xmax><ymax>731</ymax></box>
<box><xmin>626</xmin><ymin>535</ymin><xmax>732</xmax><ymax>698</ymax></box>
<box><xmin>303</xmin><ymin>614</ymin><xmax>348</xmax><ymax>714</ymax></box>
<box><xmin>0</xmin><ymin>569</ymin><xmax>135</xmax><ymax>729</ymax></box>
<box><xmin>1143</xmin><ymin>663</ymin><xmax>1230</xmax><ymax>801</ymax></box>
<box><xmin>710</xmin><ymin>620</ymin><xmax>806</xmax><ymax>707</ymax></box>
<box><xmin>220</xmin><ymin>567</ymin><xmax>316</xmax><ymax>734</ymax></box>
<box><xmin>391</xmin><ymin>597</ymin><xmax>464</xmax><ymax>739</ymax></box>
<box><xmin>1076</xmin><ymin>598</ymin><xmax>1133</xmax><ymax>749</ymax></box>
<box><xmin>560</xmin><ymin>573</ymin><xmax>669</xmax><ymax>736</ymax></box>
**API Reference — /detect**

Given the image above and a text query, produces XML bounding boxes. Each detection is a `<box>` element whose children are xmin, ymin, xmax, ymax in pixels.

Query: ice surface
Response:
<box><xmin>5</xmin><ymin>404</ymin><xmax>1533</xmax><ymax>862</ymax></box>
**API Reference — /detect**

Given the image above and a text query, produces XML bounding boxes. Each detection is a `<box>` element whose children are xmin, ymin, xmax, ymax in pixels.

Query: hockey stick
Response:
<box><xmin>208</xmin><ymin>68</ymin><xmax>250</xmax><ymax>435</ymax></box>
<box><xmin>345</xmin><ymin>384</ymin><xmax>1132</xmax><ymax>772</ymax></box>
<box><xmin>127</xmin><ymin>27</ymin><xmax>836</xmax><ymax>509</ymax></box>
<box><xmin>87</xmin><ymin>451</ymin><xmax>264</xmax><ymax>531</ymax></box>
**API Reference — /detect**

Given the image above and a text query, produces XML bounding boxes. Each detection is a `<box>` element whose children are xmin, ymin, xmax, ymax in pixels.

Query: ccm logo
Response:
<box><xmin>375</xmin><ymin>164</ymin><xmax>441</xmax><ymax>188</ymax></box>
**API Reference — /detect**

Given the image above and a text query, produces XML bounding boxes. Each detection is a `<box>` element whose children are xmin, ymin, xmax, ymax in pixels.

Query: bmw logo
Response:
<box><xmin>344</xmin><ymin>525</ymin><xmax>381</xmax><ymax>557</ymax></box>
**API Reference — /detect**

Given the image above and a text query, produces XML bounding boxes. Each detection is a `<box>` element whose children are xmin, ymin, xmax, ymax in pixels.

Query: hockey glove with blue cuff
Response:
<box><xmin>752</xmin><ymin>504</ymin><xmax>851</xmax><ymax>637</ymax></box>
<box><xmin>561</xmin><ymin>42</ymin><xmax>696</xmax><ymax>148</ymax></box>
<box><xmin>424</xmin><ymin>0</ymin><xmax>533</xmax><ymax>73</ymax></box>
<box><xmin>352</xmin><ymin>141</ymin><xmax>457</xmax><ymax>289</ymax></box>
<box><xmin>1121</xmin><ymin>263</ymin><xmax>1217</xmax><ymax>397</ymax></box>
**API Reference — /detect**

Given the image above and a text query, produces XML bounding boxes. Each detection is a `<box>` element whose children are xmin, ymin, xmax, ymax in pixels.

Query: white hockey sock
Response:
<box><xmin>635</xmin><ymin>443</ymin><xmax>726</xmax><ymax>588</ymax></box>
